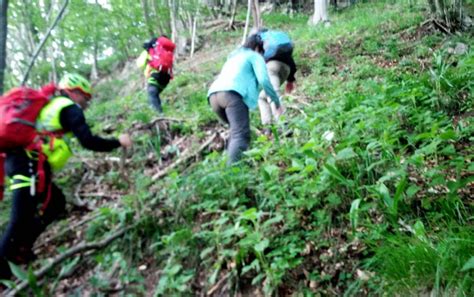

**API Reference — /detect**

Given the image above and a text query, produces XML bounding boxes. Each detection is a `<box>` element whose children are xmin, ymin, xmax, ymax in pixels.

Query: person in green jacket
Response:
<box><xmin>0</xmin><ymin>74</ymin><xmax>132</xmax><ymax>280</ymax></box>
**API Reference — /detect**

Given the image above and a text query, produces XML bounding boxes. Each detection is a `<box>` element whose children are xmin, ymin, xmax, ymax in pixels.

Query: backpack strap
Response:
<box><xmin>0</xmin><ymin>153</ymin><xmax>5</xmax><ymax>201</ymax></box>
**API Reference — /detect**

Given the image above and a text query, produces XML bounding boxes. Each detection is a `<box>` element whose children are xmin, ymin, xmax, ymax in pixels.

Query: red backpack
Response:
<box><xmin>0</xmin><ymin>84</ymin><xmax>57</xmax><ymax>200</ymax></box>
<box><xmin>148</xmin><ymin>36</ymin><xmax>176</xmax><ymax>77</ymax></box>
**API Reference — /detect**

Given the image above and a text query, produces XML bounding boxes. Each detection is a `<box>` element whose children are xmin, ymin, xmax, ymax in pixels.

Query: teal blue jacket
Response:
<box><xmin>208</xmin><ymin>48</ymin><xmax>280</xmax><ymax>109</ymax></box>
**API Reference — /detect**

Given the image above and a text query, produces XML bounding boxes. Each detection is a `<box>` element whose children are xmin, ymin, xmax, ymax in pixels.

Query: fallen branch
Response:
<box><xmin>291</xmin><ymin>94</ymin><xmax>311</xmax><ymax>107</ymax></box>
<box><xmin>73</xmin><ymin>170</ymin><xmax>92</xmax><ymax>209</ymax></box>
<box><xmin>6</xmin><ymin>227</ymin><xmax>131</xmax><ymax>296</ymax></box>
<box><xmin>132</xmin><ymin>117</ymin><xmax>187</xmax><ymax>132</ymax></box>
<box><xmin>432</xmin><ymin>19</ymin><xmax>452</xmax><ymax>35</ymax></box>
<box><xmin>77</xmin><ymin>192</ymin><xmax>123</xmax><ymax>198</ymax></box>
<box><xmin>34</xmin><ymin>213</ymin><xmax>101</xmax><ymax>253</ymax></box>
<box><xmin>152</xmin><ymin>133</ymin><xmax>218</xmax><ymax>180</ymax></box>
<box><xmin>286</xmin><ymin>104</ymin><xmax>307</xmax><ymax>118</ymax></box>
<box><xmin>207</xmin><ymin>272</ymin><xmax>231</xmax><ymax>296</ymax></box>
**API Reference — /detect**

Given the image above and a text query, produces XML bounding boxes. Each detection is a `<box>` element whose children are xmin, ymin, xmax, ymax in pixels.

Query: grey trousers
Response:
<box><xmin>258</xmin><ymin>60</ymin><xmax>290</xmax><ymax>125</ymax></box>
<box><xmin>209</xmin><ymin>91</ymin><xmax>250</xmax><ymax>164</ymax></box>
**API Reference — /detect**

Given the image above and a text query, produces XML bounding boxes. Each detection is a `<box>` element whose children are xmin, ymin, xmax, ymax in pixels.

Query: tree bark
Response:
<box><xmin>20</xmin><ymin>0</ymin><xmax>38</xmax><ymax>54</ymax></box>
<box><xmin>168</xmin><ymin>0</ymin><xmax>178</xmax><ymax>43</ymax></box>
<box><xmin>427</xmin><ymin>0</ymin><xmax>466</xmax><ymax>32</ymax></box>
<box><xmin>190</xmin><ymin>11</ymin><xmax>198</xmax><ymax>57</ymax></box>
<box><xmin>141</xmin><ymin>0</ymin><xmax>155</xmax><ymax>38</ymax></box>
<box><xmin>242</xmin><ymin>0</ymin><xmax>251</xmax><ymax>45</ymax></box>
<box><xmin>427</xmin><ymin>0</ymin><xmax>437</xmax><ymax>13</ymax></box>
<box><xmin>0</xmin><ymin>0</ymin><xmax>8</xmax><ymax>95</ymax></box>
<box><xmin>310</xmin><ymin>0</ymin><xmax>330</xmax><ymax>26</ymax></box>
<box><xmin>228</xmin><ymin>0</ymin><xmax>237</xmax><ymax>28</ymax></box>
<box><xmin>250</xmin><ymin>0</ymin><xmax>261</xmax><ymax>29</ymax></box>
<box><xmin>21</xmin><ymin>0</ymin><xmax>69</xmax><ymax>86</ymax></box>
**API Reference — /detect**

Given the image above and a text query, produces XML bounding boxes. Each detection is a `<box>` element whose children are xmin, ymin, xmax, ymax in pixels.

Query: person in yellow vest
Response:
<box><xmin>136</xmin><ymin>36</ymin><xmax>175</xmax><ymax>114</ymax></box>
<box><xmin>0</xmin><ymin>73</ymin><xmax>132</xmax><ymax>280</ymax></box>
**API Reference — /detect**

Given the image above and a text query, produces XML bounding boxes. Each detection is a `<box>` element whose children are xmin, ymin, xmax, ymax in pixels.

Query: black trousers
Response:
<box><xmin>0</xmin><ymin>151</ymin><xmax>66</xmax><ymax>279</ymax></box>
<box><xmin>148</xmin><ymin>72</ymin><xmax>171</xmax><ymax>113</ymax></box>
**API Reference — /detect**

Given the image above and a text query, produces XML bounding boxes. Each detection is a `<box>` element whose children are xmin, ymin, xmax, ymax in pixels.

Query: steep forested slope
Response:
<box><xmin>2</xmin><ymin>1</ymin><xmax>473</xmax><ymax>296</ymax></box>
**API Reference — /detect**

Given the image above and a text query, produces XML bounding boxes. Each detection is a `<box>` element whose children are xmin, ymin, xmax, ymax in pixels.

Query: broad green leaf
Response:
<box><xmin>200</xmin><ymin>247</ymin><xmax>215</xmax><ymax>259</ymax></box>
<box><xmin>254</xmin><ymin>239</ymin><xmax>269</xmax><ymax>253</ymax></box>
<box><xmin>378</xmin><ymin>183</ymin><xmax>393</xmax><ymax>209</ymax></box>
<box><xmin>406</xmin><ymin>185</ymin><xmax>420</xmax><ymax>198</ymax></box>
<box><xmin>8</xmin><ymin>262</ymin><xmax>28</xmax><ymax>281</ymax></box>
<box><xmin>336</xmin><ymin>147</ymin><xmax>357</xmax><ymax>160</ymax></box>
<box><xmin>461</xmin><ymin>257</ymin><xmax>474</xmax><ymax>272</ymax></box>
<box><xmin>239</xmin><ymin>232</ymin><xmax>260</xmax><ymax>247</ymax></box>
<box><xmin>241</xmin><ymin>208</ymin><xmax>258</xmax><ymax>221</ymax></box>
<box><xmin>168</xmin><ymin>264</ymin><xmax>182</xmax><ymax>275</ymax></box>
<box><xmin>324</xmin><ymin>163</ymin><xmax>351</xmax><ymax>186</ymax></box>
<box><xmin>262</xmin><ymin>214</ymin><xmax>283</xmax><ymax>228</ymax></box>
<box><xmin>350</xmin><ymin>199</ymin><xmax>362</xmax><ymax>229</ymax></box>
<box><xmin>414</xmin><ymin>220</ymin><xmax>428</xmax><ymax>242</ymax></box>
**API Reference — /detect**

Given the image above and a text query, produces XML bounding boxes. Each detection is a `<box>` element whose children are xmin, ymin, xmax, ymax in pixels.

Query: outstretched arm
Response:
<box><xmin>60</xmin><ymin>105</ymin><xmax>124</xmax><ymax>152</ymax></box>
<box><xmin>251</xmin><ymin>54</ymin><xmax>281</xmax><ymax>107</ymax></box>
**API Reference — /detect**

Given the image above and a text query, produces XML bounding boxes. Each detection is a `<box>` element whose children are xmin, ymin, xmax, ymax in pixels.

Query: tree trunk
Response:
<box><xmin>434</xmin><ymin>0</ymin><xmax>446</xmax><ymax>20</ymax></box>
<box><xmin>427</xmin><ymin>0</ymin><xmax>466</xmax><ymax>32</ymax></box>
<box><xmin>250</xmin><ymin>0</ymin><xmax>261</xmax><ymax>29</ymax></box>
<box><xmin>21</xmin><ymin>0</ymin><xmax>69</xmax><ymax>85</ymax></box>
<box><xmin>168</xmin><ymin>0</ymin><xmax>178</xmax><ymax>43</ymax></box>
<box><xmin>0</xmin><ymin>0</ymin><xmax>8</xmax><ymax>95</ymax></box>
<box><xmin>309</xmin><ymin>0</ymin><xmax>330</xmax><ymax>26</ymax></box>
<box><xmin>427</xmin><ymin>0</ymin><xmax>437</xmax><ymax>13</ymax></box>
<box><xmin>20</xmin><ymin>0</ymin><xmax>38</xmax><ymax>54</ymax></box>
<box><xmin>141</xmin><ymin>0</ymin><xmax>155</xmax><ymax>38</ymax></box>
<box><xmin>49</xmin><ymin>50</ymin><xmax>57</xmax><ymax>83</ymax></box>
<box><xmin>152</xmin><ymin>0</ymin><xmax>167</xmax><ymax>35</ymax></box>
<box><xmin>242</xmin><ymin>0</ymin><xmax>251</xmax><ymax>45</ymax></box>
<box><xmin>228</xmin><ymin>0</ymin><xmax>237</xmax><ymax>28</ymax></box>
<box><xmin>89</xmin><ymin>0</ymin><xmax>100</xmax><ymax>81</ymax></box>
<box><xmin>190</xmin><ymin>12</ymin><xmax>198</xmax><ymax>57</ymax></box>
<box><xmin>90</xmin><ymin>41</ymin><xmax>99</xmax><ymax>81</ymax></box>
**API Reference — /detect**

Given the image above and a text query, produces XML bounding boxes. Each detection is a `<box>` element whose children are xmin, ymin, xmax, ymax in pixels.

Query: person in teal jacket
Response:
<box><xmin>208</xmin><ymin>34</ymin><xmax>284</xmax><ymax>164</ymax></box>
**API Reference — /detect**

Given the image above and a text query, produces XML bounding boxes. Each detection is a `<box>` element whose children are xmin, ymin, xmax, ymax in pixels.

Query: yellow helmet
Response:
<box><xmin>59</xmin><ymin>73</ymin><xmax>92</xmax><ymax>97</ymax></box>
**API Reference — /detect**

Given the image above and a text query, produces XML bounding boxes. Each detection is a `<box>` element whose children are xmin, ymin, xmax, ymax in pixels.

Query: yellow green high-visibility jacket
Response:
<box><xmin>136</xmin><ymin>50</ymin><xmax>160</xmax><ymax>85</ymax></box>
<box><xmin>36</xmin><ymin>96</ymin><xmax>75</xmax><ymax>171</ymax></box>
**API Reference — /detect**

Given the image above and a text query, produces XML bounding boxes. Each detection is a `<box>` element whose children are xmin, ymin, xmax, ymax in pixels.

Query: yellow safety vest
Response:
<box><xmin>136</xmin><ymin>50</ymin><xmax>160</xmax><ymax>85</ymax></box>
<box><xmin>36</xmin><ymin>96</ymin><xmax>75</xmax><ymax>171</ymax></box>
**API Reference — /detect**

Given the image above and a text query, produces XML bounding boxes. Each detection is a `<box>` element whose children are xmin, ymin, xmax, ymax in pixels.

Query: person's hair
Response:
<box><xmin>143</xmin><ymin>37</ymin><xmax>158</xmax><ymax>50</ymax></box>
<box><xmin>243</xmin><ymin>34</ymin><xmax>264</xmax><ymax>52</ymax></box>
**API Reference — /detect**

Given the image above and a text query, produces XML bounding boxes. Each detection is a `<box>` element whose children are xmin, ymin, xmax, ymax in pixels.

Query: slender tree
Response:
<box><xmin>250</xmin><ymin>0</ymin><xmax>261</xmax><ymax>29</ymax></box>
<box><xmin>427</xmin><ymin>0</ymin><xmax>467</xmax><ymax>32</ymax></box>
<box><xmin>169</xmin><ymin>0</ymin><xmax>178</xmax><ymax>43</ymax></box>
<box><xmin>310</xmin><ymin>0</ymin><xmax>330</xmax><ymax>26</ymax></box>
<box><xmin>21</xmin><ymin>0</ymin><xmax>69</xmax><ymax>85</ymax></box>
<box><xmin>0</xmin><ymin>0</ymin><xmax>8</xmax><ymax>94</ymax></box>
<box><xmin>141</xmin><ymin>0</ymin><xmax>155</xmax><ymax>38</ymax></box>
